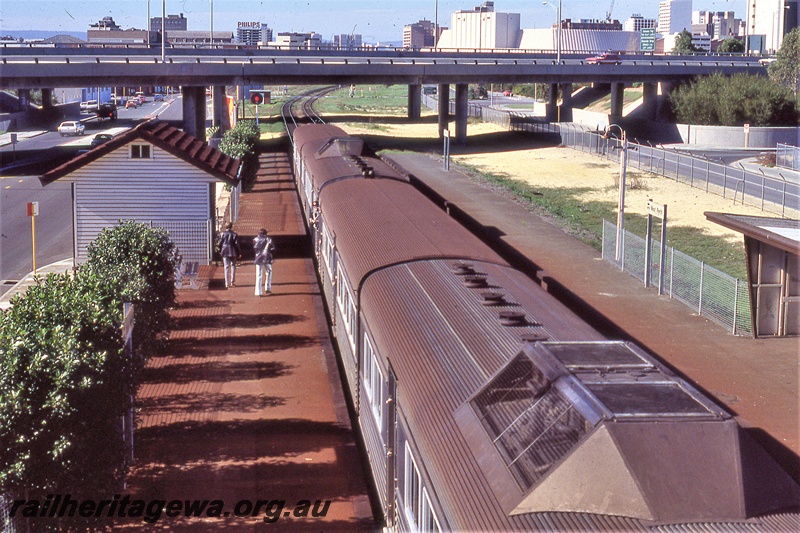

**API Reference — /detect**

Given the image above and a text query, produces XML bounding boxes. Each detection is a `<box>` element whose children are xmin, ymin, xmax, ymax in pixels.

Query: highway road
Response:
<box><xmin>0</xmin><ymin>96</ymin><xmax>182</xmax><ymax>295</ymax></box>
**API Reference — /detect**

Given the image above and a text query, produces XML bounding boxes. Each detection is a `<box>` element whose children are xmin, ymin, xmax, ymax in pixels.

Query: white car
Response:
<box><xmin>58</xmin><ymin>121</ymin><xmax>85</xmax><ymax>136</ymax></box>
<box><xmin>79</xmin><ymin>100</ymin><xmax>99</xmax><ymax>113</ymax></box>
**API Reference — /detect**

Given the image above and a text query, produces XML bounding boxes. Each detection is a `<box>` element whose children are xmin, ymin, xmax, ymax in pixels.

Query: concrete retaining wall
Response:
<box><xmin>676</xmin><ymin>124</ymin><xmax>799</xmax><ymax>148</ymax></box>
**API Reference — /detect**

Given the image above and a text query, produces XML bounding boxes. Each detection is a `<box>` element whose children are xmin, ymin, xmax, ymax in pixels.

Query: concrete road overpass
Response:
<box><xmin>0</xmin><ymin>47</ymin><xmax>767</xmax><ymax>141</ymax></box>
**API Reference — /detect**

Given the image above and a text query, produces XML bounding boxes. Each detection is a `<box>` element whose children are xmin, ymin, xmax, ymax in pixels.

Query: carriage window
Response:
<box><xmin>130</xmin><ymin>144</ymin><xmax>151</xmax><ymax>159</ymax></box>
<box><xmin>403</xmin><ymin>444</ymin><xmax>442</xmax><ymax>532</ymax></box>
<box><xmin>363</xmin><ymin>336</ymin><xmax>384</xmax><ymax>427</ymax></box>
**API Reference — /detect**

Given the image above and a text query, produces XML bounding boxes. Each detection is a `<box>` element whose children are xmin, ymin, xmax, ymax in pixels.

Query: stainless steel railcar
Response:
<box><xmin>291</xmin><ymin>124</ymin><xmax>800</xmax><ymax>532</ymax></box>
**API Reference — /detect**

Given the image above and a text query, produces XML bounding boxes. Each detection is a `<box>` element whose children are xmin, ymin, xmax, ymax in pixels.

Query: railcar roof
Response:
<box><xmin>320</xmin><ymin>178</ymin><xmax>507</xmax><ymax>289</ymax></box>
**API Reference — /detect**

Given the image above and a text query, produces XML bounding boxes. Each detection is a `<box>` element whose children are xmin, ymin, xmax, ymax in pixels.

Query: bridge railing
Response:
<box><xmin>777</xmin><ymin>143</ymin><xmax>800</xmax><ymax>172</ymax></box>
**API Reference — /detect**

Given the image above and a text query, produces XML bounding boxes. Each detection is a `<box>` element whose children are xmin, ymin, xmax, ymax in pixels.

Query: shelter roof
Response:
<box><xmin>40</xmin><ymin>120</ymin><xmax>241</xmax><ymax>187</ymax></box>
<box><xmin>705</xmin><ymin>212</ymin><xmax>800</xmax><ymax>255</ymax></box>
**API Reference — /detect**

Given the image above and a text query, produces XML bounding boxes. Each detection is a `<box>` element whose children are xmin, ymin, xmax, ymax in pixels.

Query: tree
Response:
<box><xmin>672</xmin><ymin>29</ymin><xmax>703</xmax><ymax>54</ymax></box>
<box><xmin>671</xmin><ymin>73</ymin><xmax>799</xmax><ymax>126</ymax></box>
<box><xmin>718</xmin><ymin>38</ymin><xmax>744</xmax><ymax>54</ymax></box>
<box><xmin>219</xmin><ymin>120</ymin><xmax>260</xmax><ymax>191</ymax></box>
<box><xmin>768</xmin><ymin>27</ymin><xmax>800</xmax><ymax>95</ymax></box>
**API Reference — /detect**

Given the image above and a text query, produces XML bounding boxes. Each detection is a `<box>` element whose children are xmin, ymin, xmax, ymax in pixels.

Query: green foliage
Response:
<box><xmin>672</xmin><ymin>29</ymin><xmax>703</xmax><ymax>54</ymax></box>
<box><xmin>671</xmin><ymin>73</ymin><xmax>799</xmax><ymax>126</ymax></box>
<box><xmin>0</xmin><ymin>272</ymin><xmax>127</xmax><ymax>497</ymax></box>
<box><xmin>219</xmin><ymin>120</ymin><xmax>260</xmax><ymax>191</ymax></box>
<box><xmin>718</xmin><ymin>38</ymin><xmax>745</xmax><ymax>54</ymax></box>
<box><xmin>0</xmin><ymin>222</ymin><xmax>178</xmax><ymax>500</ymax></box>
<box><xmin>85</xmin><ymin>221</ymin><xmax>176</xmax><ymax>361</ymax></box>
<box><xmin>468</xmin><ymin>84</ymin><xmax>488</xmax><ymax>99</ymax></box>
<box><xmin>768</xmin><ymin>28</ymin><xmax>800</xmax><ymax>94</ymax></box>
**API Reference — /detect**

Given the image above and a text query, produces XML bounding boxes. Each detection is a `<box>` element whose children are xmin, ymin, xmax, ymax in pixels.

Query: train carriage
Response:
<box><xmin>290</xmin><ymin>124</ymin><xmax>800</xmax><ymax>532</ymax></box>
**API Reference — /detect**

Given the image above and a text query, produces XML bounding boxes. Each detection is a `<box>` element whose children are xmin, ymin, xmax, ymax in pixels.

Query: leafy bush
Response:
<box><xmin>0</xmin><ymin>221</ymin><xmax>178</xmax><ymax>503</ymax></box>
<box><xmin>768</xmin><ymin>28</ymin><xmax>799</xmax><ymax>94</ymax></box>
<box><xmin>219</xmin><ymin>120</ymin><xmax>260</xmax><ymax>191</ymax></box>
<box><xmin>85</xmin><ymin>221</ymin><xmax>176</xmax><ymax>361</ymax></box>
<box><xmin>671</xmin><ymin>73</ymin><xmax>799</xmax><ymax>126</ymax></box>
<box><xmin>0</xmin><ymin>272</ymin><xmax>128</xmax><ymax>497</ymax></box>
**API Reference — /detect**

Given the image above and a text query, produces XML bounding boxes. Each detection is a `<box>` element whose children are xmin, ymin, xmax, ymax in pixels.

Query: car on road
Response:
<box><xmin>586</xmin><ymin>52</ymin><xmax>622</xmax><ymax>65</ymax></box>
<box><xmin>57</xmin><ymin>121</ymin><xmax>85</xmax><ymax>136</ymax></box>
<box><xmin>502</xmin><ymin>90</ymin><xmax>513</xmax><ymax>97</ymax></box>
<box><xmin>153</xmin><ymin>93</ymin><xmax>164</xmax><ymax>102</ymax></box>
<box><xmin>90</xmin><ymin>133</ymin><xmax>113</xmax><ymax>147</ymax></box>
<box><xmin>125</xmin><ymin>99</ymin><xmax>139</xmax><ymax>108</ymax></box>
<box><xmin>79</xmin><ymin>99</ymin><xmax>99</xmax><ymax>113</ymax></box>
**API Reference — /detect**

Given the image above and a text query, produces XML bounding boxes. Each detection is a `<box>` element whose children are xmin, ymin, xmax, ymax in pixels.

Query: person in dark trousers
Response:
<box><xmin>217</xmin><ymin>222</ymin><xmax>241</xmax><ymax>288</ymax></box>
<box><xmin>253</xmin><ymin>228</ymin><xmax>275</xmax><ymax>296</ymax></box>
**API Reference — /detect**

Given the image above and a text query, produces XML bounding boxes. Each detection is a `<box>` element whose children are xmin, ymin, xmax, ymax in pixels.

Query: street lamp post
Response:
<box><xmin>604</xmin><ymin>124</ymin><xmax>628</xmax><ymax>262</ymax></box>
<box><xmin>542</xmin><ymin>0</ymin><xmax>562</xmax><ymax>62</ymax></box>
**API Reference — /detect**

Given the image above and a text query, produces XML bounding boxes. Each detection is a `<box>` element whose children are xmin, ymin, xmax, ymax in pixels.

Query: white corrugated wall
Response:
<box><xmin>65</xmin><ymin>143</ymin><xmax>219</xmax><ymax>264</ymax></box>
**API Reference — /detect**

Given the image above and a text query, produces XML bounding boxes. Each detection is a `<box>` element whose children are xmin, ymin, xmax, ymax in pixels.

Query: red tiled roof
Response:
<box><xmin>40</xmin><ymin>120</ymin><xmax>242</xmax><ymax>186</ymax></box>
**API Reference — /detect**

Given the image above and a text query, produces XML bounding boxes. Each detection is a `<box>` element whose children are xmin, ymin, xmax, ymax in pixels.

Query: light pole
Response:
<box><xmin>210</xmin><ymin>0</ymin><xmax>214</xmax><ymax>47</ymax></box>
<box><xmin>604</xmin><ymin>124</ymin><xmax>627</xmax><ymax>262</ymax></box>
<box><xmin>435</xmin><ymin>0</ymin><xmax>438</xmax><ymax>49</ymax></box>
<box><xmin>542</xmin><ymin>0</ymin><xmax>562</xmax><ymax>62</ymax></box>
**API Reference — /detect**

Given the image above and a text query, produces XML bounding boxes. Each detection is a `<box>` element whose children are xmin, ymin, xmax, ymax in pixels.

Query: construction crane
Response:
<box><xmin>605</xmin><ymin>0</ymin><xmax>615</xmax><ymax>22</ymax></box>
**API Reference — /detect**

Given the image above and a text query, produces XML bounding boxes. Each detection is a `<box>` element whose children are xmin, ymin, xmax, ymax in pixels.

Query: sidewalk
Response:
<box><xmin>389</xmin><ymin>151</ymin><xmax>800</xmax><ymax>480</ymax></box>
<box><xmin>0</xmin><ymin>258</ymin><xmax>73</xmax><ymax>310</ymax></box>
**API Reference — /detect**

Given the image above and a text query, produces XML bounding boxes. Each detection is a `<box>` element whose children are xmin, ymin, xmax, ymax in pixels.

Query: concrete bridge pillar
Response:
<box><xmin>182</xmin><ymin>86</ymin><xmax>207</xmax><ymax>139</ymax></box>
<box><xmin>610</xmin><ymin>82</ymin><xmax>625</xmax><ymax>121</ymax></box>
<box><xmin>40</xmin><ymin>88</ymin><xmax>54</xmax><ymax>108</ymax></box>
<box><xmin>438</xmin><ymin>83</ymin><xmax>450</xmax><ymax>138</ymax></box>
<box><xmin>546</xmin><ymin>83</ymin><xmax>559</xmax><ymax>122</ymax></box>
<box><xmin>408</xmin><ymin>84</ymin><xmax>421</xmax><ymax>120</ymax></box>
<box><xmin>211</xmin><ymin>86</ymin><xmax>229</xmax><ymax>133</ymax></box>
<box><xmin>17</xmin><ymin>89</ymin><xmax>30</xmax><ymax>111</ymax></box>
<box><xmin>560</xmin><ymin>83</ymin><xmax>573</xmax><ymax>122</ymax></box>
<box><xmin>641</xmin><ymin>82</ymin><xmax>658</xmax><ymax>121</ymax></box>
<box><xmin>455</xmin><ymin>83</ymin><xmax>468</xmax><ymax>144</ymax></box>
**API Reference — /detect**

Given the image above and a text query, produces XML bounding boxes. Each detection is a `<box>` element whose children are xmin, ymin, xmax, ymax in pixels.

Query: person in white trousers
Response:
<box><xmin>253</xmin><ymin>228</ymin><xmax>275</xmax><ymax>296</ymax></box>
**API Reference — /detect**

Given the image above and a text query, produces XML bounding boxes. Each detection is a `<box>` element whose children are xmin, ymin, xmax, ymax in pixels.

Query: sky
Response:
<box><xmin>0</xmin><ymin>0</ymin><xmax>748</xmax><ymax>43</ymax></box>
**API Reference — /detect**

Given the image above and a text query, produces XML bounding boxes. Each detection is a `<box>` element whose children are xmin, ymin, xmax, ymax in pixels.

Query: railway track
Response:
<box><xmin>280</xmin><ymin>86</ymin><xmax>336</xmax><ymax>137</ymax></box>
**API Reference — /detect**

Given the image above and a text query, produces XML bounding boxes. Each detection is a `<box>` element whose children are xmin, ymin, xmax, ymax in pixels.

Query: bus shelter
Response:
<box><xmin>705</xmin><ymin>212</ymin><xmax>799</xmax><ymax>338</ymax></box>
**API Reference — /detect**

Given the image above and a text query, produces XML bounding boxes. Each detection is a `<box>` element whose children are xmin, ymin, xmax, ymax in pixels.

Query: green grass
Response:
<box><xmin>444</xmin><ymin>161</ymin><xmax>748</xmax><ymax>281</ymax></box>
<box><xmin>313</xmin><ymin>85</ymin><xmax>411</xmax><ymax>115</ymax></box>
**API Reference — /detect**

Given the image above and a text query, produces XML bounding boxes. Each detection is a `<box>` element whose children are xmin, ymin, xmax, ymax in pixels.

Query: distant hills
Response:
<box><xmin>2</xmin><ymin>30</ymin><xmax>86</xmax><ymax>41</ymax></box>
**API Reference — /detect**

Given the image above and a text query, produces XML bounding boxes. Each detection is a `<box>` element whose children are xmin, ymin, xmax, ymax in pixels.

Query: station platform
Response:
<box><xmin>388</xmin><ymin>151</ymin><xmax>800</xmax><ymax>481</ymax></box>
<box><xmin>125</xmin><ymin>152</ymin><xmax>375</xmax><ymax>530</ymax></box>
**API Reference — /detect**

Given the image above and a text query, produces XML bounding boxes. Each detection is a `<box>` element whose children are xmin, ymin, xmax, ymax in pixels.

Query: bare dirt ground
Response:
<box><xmin>341</xmin><ymin>119</ymin><xmax>771</xmax><ymax>247</ymax></box>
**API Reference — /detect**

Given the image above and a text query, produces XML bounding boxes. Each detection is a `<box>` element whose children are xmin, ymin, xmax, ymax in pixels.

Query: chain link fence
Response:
<box><xmin>602</xmin><ymin>220</ymin><xmax>752</xmax><ymax>335</ymax></box>
<box><xmin>1</xmin><ymin>493</ymin><xmax>22</xmax><ymax>532</ymax></box>
<box><xmin>476</xmin><ymin>108</ymin><xmax>800</xmax><ymax>218</ymax></box>
<box><xmin>148</xmin><ymin>220</ymin><xmax>213</xmax><ymax>264</ymax></box>
<box><xmin>777</xmin><ymin>143</ymin><xmax>799</xmax><ymax>171</ymax></box>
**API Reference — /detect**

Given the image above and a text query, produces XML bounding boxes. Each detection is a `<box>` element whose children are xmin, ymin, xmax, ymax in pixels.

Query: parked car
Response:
<box><xmin>586</xmin><ymin>52</ymin><xmax>622</xmax><ymax>65</ymax></box>
<box><xmin>153</xmin><ymin>93</ymin><xmax>164</xmax><ymax>102</ymax></box>
<box><xmin>58</xmin><ymin>121</ymin><xmax>85</xmax><ymax>136</ymax></box>
<box><xmin>126</xmin><ymin>99</ymin><xmax>139</xmax><ymax>108</ymax></box>
<box><xmin>90</xmin><ymin>133</ymin><xmax>113</xmax><ymax>147</ymax></box>
<box><xmin>502</xmin><ymin>90</ymin><xmax>513</xmax><ymax>97</ymax></box>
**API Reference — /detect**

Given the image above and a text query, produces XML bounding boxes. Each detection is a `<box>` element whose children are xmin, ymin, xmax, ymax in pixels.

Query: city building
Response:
<box><xmin>333</xmin><ymin>34</ymin><xmax>363</xmax><ymax>50</ymax></box>
<box><xmin>693</xmin><ymin>11</ymin><xmax>741</xmax><ymax>39</ymax></box>
<box><xmin>236</xmin><ymin>22</ymin><xmax>273</xmax><ymax>45</ymax></box>
<box><xmin>270</xmin><ymin>32</ymin><xmax>322</xmax><ymax>49</ymax></box>
<box><xmin>437</xmin><ymin>1</ymin><xmax>521</xmax><ymax>49</ymax></box>
<box><xmin>747</xmin><ymin>0</ymin><xmax>799</xmax><ymax>53</ymax></box>
<box><xmin>404</xmin><ymin>19</ymin><xmax>438</xmax><ymax>49</ymax></box>
<box><xmin>166</xmin><ymin>31</ymin><xmax>234</xmax><ymax>45</ymax></box>
<box><xmin>560</xmin><ymin>19</ymin><xmax>622</xmax><ymax>31</ymax></box>
<box><xmin>624</xmin><ymin>14</ymin><xmax>658</xmax><ymax>32</ymax></box>
<box><xmin>658</xmin><ymin>0</ymin><xmax>692</xmax><ymax>35</ymax></box>
<box><xmin>150</xmin><ymin>13</ymin><xmax>187</xmax><ymax>33</ymax></box>
<box><xmin>89</xmin><ymin>16</ymin><xmax>122</xmax><ymax>31</ymax></box>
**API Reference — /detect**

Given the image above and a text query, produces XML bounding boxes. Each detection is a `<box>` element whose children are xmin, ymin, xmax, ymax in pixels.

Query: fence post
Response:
<box><xmin>670</xmin><ymin>247</ymin><xmax>674</xmax><ymax>297</ymax></box>
<box><xmin>761</xmin><ymin>174</ymin><xmax>765</xmax><ymax>211</ymax></box>
<box><xmin>723</xmin><ymin>165</ymin><xmax>727</xmax><ymax>197</ymax></box>
<box><xmin>706</xmin><ymin>160</ymin><xmax>710</xmax><ymax>192</ymax></box>
<box><xmin>733</xmin><ymin>278</ymin><xmax>739</xmax><ymax>335</ymax></box>
<box><xmin>699</xmin><ymin>261</ymin><xmax>704</xmax><ymax>314</ymax></box>
<box><xmin>690</xmin><ymin>157</ymin><xmax>694</xmax><ymax>186</ymax></box>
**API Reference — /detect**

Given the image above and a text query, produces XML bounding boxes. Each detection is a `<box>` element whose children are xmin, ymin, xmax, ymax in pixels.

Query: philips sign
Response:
<box><xmin>238</xmin><ymin>22</ymin><xmax>260</xmax><ymax>28</ymax></box>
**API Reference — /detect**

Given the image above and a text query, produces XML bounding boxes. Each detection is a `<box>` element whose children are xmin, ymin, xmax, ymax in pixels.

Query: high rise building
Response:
<box><xmin>624</xmin><ymin>14</ymin><xmax>657</xmax><ymax>32</ymax></box>
<box><xmin>404</xmin><ymin>19</ymin><xmax>437</xmax><ymax>49</ymax></box>
<box><xmin>333</xmin><ymin>34</ymin><xmax>363</xmax><ymax>50</ymax></box>
<box><xmin>445</xmin><ymin>1</ymin><xmax>521</xmax><ymax>49</ymax></box>
<box><xmin>150</xmin><ymin>13</ymin><xmax>187</xmax><ymax>33</ymax></box>
<box><xmin>747</xmin><ymin>0</ymin><xmax>799</xmax><ymax>53</ymax></box>
<box><xmin>658</xmin><ymin>0</ymin><xmax>692</xmax><ymax>35</ymax></box>
<box><xmin>236</xmin><ymin>22</ymin><xmax>273</xmax><ymax>45</ymax></box>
